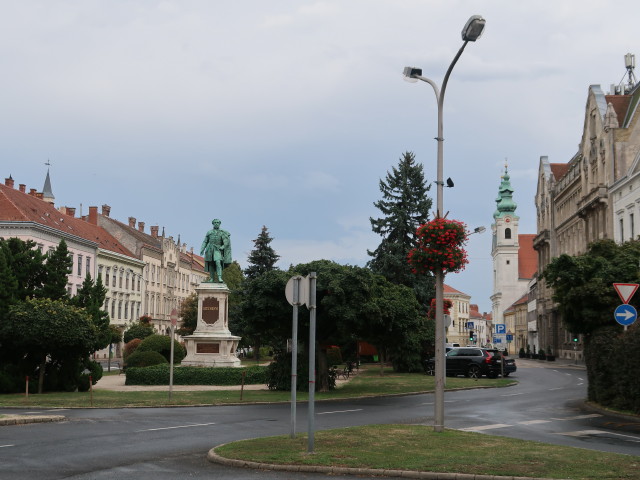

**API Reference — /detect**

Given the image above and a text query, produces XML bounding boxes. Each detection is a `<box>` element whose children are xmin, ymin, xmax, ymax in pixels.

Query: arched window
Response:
<box><xmin>505</xmin><ymin>228</ymin><xmax>512</xmax><ymax>239</ymax></box>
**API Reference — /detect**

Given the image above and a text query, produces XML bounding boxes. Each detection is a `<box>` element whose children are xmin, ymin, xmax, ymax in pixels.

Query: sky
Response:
<box><xmin>1</xmin><ymin>0</ymin><xmax>638</xmax><ymax>313</ymax></box>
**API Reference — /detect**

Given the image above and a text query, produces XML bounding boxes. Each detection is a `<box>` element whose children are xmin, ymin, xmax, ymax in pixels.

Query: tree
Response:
<box><xmin>123</xmin><ymin>318</ymin><xmax>155</xmax><ymax>343</ymax></box>
<box><xmin>0</xmin><ymin>237</ymin><xmax>47</xmax><ymax>301</ymax></box>
<box><xmin>3</xmin><ymin>298</ymin><xmax>97</xmax><ymax>393</ymax></box>
<box><xmin>244</xmin><ymin>226</ymin><xmax>280</xmax><ymax>279</ymax></box>
<box><xmin>177</xmin><ymin>293</ymin><xmax>198</xmax><ymax>336</ymax></box>
<box><xmin>367</xmin><ymin>152</ymin><xmax>434</xmax><ymax>306</ymax></box>
<box><xmin>543</xmin><ymin>239</ymin><xmax>640</xmax><ymax>335</ymax></box>
<box><xmin>42</xmin><ymin>239</ymin><xmax>72</xmax><ymax>301</ymax></box>
<box><xmin>71</xmin><ymin>274</ymin><xmax>111</xmax><ymax>351</ymax></box>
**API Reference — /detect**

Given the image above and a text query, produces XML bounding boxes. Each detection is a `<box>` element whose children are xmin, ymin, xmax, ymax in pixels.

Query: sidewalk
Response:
<box><xmin>515</xmin><ymin>356</ymin><xmax>586</xmax><ymax>370</ymax></box>
<box><xmin>94</xmin><ymin>374</ymin><xmax>269</xmax><ymax>391</ymax></box>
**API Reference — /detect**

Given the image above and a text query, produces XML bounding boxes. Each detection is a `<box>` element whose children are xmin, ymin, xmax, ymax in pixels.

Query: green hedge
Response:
<box><xmin>585</xmin><ymin>324</ymin><xmax>640</xmax><ymax>414</ymax></box>
<box><xmin>125</xmin><ymin>364</ymin><xmax>268</xmax><ymax>386</ymax></box>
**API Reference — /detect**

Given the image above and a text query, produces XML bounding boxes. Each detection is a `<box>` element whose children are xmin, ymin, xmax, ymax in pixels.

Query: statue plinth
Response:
<box><xmin>182</xmin><ymin>282</ymin><xmax>241</xmax><ymax>367</ymax></box>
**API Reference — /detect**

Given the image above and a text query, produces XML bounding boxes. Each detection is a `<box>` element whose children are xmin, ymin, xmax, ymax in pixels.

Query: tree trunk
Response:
<box><xmin>38</xmin><ymin>356</ymin><xmax>46</xmax><ymax>394</ymax></box>
<box><xmin>317</xmin><ymin>347</ymin><xmax>329</xmax><ymax>392</ymax></box>
<box><xmin>378</xmin><ymin>348</ymin><xmax>385</xmax><ymax>376</ymax></box>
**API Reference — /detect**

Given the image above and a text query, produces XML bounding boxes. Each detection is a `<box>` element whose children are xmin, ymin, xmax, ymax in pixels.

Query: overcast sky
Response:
<box><xmin>2</xmin><ymin>1</ymin><xmax>638</xmax><ymax>313</ymax></box>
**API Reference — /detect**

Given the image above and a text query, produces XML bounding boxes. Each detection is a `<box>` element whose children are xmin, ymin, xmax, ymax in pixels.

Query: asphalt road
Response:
<box><xmin>1</xmin><ymin>361</ymin><xmax>638</xmax><ymax>479</ymax></box>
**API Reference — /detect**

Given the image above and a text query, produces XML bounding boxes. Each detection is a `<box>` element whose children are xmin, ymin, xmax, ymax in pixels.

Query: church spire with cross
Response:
<box><xmin>42</xmin><ymin>160</ymin><xmax>55</xmax><ymax>204</ymax></box>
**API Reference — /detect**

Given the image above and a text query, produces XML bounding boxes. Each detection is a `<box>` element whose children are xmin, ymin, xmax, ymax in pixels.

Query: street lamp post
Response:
<box><xmin>404</xmin><ymin>15</ymin><xmax>485</xmax><ymax>433</ymax></box>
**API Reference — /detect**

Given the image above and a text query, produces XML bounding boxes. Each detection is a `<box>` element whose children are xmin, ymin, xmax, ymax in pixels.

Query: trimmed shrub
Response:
<box><xmin>123</xmin><ymin>338</ymin><xmax>142</xmax><ymax>359</ymax></box>
<box><xmin>125</xmin><ymin>350</ymin><xmax>168</xmax><ymax>370</ymax></box>
<box><xmin>125</xmin><ymin>364</ymin><xmax>268</xmax><ymax>386</ymax></box>
<box><xmin>123</xmin><ymin>323</ymin><xmax>155</xmax><ymax>343</ymax></box>
<box><xmin>136</xmin><ymin>334</ymin><xmax>186</xmax><ymax>364</ymax></box>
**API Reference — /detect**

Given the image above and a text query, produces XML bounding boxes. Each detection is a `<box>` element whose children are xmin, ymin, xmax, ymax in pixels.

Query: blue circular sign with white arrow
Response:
<box><xmin>614</xmin><ymin>304</ymin><xmax>637</xmax><ymax>326</ymax></box>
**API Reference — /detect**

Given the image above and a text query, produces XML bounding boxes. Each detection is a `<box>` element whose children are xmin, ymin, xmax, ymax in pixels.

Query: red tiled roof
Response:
<box><xmin>518</xmin><ymin>234</ymin><xmax>537</xmax><ymax>280</ymax></box>
<box><xmin>605</xmin><ymin>95</ymin><xmax>632</xmax><ymax>126</ymax></box>
<box><xmin>550</xmin><ymin>163</ymin><xmax>569</xmax><ymax>181</ymax></box>
<box><xmin>0</xmin><ymin>183</ymin><xmax>135</xmax><ymax>258</ymax></box>
<box><xmin>443</xmin><ymin>283</ymin><xmax>468</xmax><ymax>296</ymax></box>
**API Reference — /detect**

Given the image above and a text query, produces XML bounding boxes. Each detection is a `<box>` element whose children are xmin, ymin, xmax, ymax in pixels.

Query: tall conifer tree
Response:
<box><xmin>42</xmin><ymin>239</ymin><xmax>72</xmax><ymax>300</ymax></box>
<box><xmin>244</xmin><ymin>226</ymin><xmax>280</xmax><ymax>279</ymax></box>
<box><xmin>367</xmin><ymin>151</ymin><xmax>434</xmax><ymax>305</ymax></box>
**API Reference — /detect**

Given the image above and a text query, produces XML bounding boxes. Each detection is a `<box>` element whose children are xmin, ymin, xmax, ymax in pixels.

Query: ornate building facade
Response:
<box><xmin>534</xmin><ymin>72</ymin><xmax>640</xmax><ymax>360</ymax></box>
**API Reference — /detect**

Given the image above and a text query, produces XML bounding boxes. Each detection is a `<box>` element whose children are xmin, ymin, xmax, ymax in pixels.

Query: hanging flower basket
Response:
<box><xmin>408</xmin><ymin>217</ymin><xmax>469</xmax><ymax>274</ymax></box>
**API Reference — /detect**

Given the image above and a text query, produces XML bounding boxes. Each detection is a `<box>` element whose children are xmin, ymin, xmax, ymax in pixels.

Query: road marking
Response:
<box><xmin>547</xmin><ymin>388</ymin><xmax>563</xmax><ymax>391</ymax></box>
<box><xmin>459</xmin><ymin>424</ymin><xmax>511</xmax><ymax>432</ymax></box>
<box><xmin>0</xmin><ymin>445</ymin><xmax>15</xmax><ymax>448</ymax></box>
<box><xmin>317</xmin><ymin>409</ymin><xmax>363</xmax><ymax>415</ymax></box>
<box><xmin>550</xmin><ymin>414</ymin><xmax>602</xmax><ymax>421</ymax></box>
<box><xmin>578</xmin><ymin>378</ymin><xmax>584</xmax><ymax>381</ymax></box>
<box><xmin>136</xmin><ymin>422</ymin><xmax>216</xmax><ymax>432</ymax></box>
<box><xmin>559</xmin><ymin>429</ymin><xmax>607</xmax><ymax>437</ymax></box>
<box><xmin>519</xmin><ymin>420</ymin><xmax>551</xmax><ymax>425</ymax></box>
<box><xmin>559</xmin><ymin>430</ymin><xmax>640</xmax><ymax>442</ymax></box>
<box><xmin>500</xmin><ymin>393</ymin><xmax>523</xmax><ymax>397</ymax></box>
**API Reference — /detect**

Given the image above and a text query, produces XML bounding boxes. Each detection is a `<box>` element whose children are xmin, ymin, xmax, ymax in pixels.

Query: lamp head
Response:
<box><xmin>461</xmin><ymin>15</ymin><xmax>486</xmax><ymax>42</ymax></box>
<box><xmin>402</xmin><ymin>66</ymin><xmax>422</xmax><ymax>83</ymax></box>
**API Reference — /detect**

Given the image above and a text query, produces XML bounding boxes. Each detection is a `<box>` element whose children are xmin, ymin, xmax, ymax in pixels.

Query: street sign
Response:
<box><xmin>466</xmin><ymin>321</ymin><xmax>474</xmax><ymax>329</ymax></box>
<box><xmin>444</xmin><ymin>315</ymin><xmax>452</xmax><ymax>328</ymax></box>
<box><xmin>506</xmin><ymin>334</ymin><xmax>513</xmax><ymax>342</ymax></box>
<box><xmin>493</xmin><ymin>337</ymin><xmax>502</xmax><ymax>344</ymax></box>
<box><xmin>495</xmin><ymin>324</ymin><xmax>506</xmax><ymax>334</ymax></box>
<box><xmin>285</xmin><ymin>275</ymin><xmax>308</xmax><ymax>306</ymax></box>
<box><xmin>170</xmin><ymin>308</ymin><xmax>178</xmax><ymax>327</ymax></box>
<box><xmin>613</xmin><ymin>283</ymin><xmax>639</xmax><ymax>304</ymax></box>
<box><xmin>614</xmin><ymin>304</ymin><xmax>637</xmax><ymax>326</ymax></box>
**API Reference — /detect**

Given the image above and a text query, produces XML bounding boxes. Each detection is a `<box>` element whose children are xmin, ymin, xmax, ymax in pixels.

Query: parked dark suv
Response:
<box><xmin>423</xmin><ymin>347</ymin><xmax>516</xmax><ymax>378</ymax></box>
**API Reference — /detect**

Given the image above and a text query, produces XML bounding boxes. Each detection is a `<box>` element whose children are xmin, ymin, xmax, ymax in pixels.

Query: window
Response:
<box><xmin>631</xmin><ymin>213</ymin><xmax>635</xmax><ymax>240</ymax></box>
<box><xmin>505</xmin><ymin>228</ymin><xmax>512</xmax><ymax>239</ymax></box>
<box><xmin>111</xmin><ymin>301</ymin><xmax>116</xmax><ymax>318</ymax></box>
<box><xmin>78</xmin><ymin>255</ymin><xmax>83</xmax><ymax>276</ymax></box>
<box><xmin>86</xmin><ymin>257</ymin><xmax>91</xmax><ymax>276</ymax></box>
<box><xmin>106</xmin><ymin>267</ymin><xmax>110</xmax><ymax>285</ymax></box>
<box><xmin>118</xmin><ymin>301</ymin><xmax>122</xmax><ymax>319</ymax></box>
<box><xmin>98</xmin><ymin>265</ymin><xmax>103</xmax><ymax>281</ymax></box>
<box><xmin>124</xmin><ymin>301</ymin><xmax>129</xmax><ymax>319</ymax></box>
<box><xmin>137</xmin><ymin>276</ymin><xmax>141</xmax><ymax>291</ymax></box>
<box><xmin>620</xmin><ymin>218</ymin><xmax>624</xmax><ymax>242</ymax></box>
<box><xmin>119</xmin><ymin>270</ymin><xmax>123</xmax><ymax>288</ymax></box>
<box><xmin>126</xmin><ymin>272</ymin><xmax>130</xmax><ymax>290</ymax></box>
<box><xmin>112</xmin><ymin>269</ymin><xmax>117</xmax><ymax>287</ymax></box>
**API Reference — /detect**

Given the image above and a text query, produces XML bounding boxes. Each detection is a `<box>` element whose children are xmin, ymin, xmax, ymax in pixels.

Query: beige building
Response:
<box><xmin>95</xmin><ymin>206</ymin><xmax>207</xmax><ymax>335</ymax></box>
<box><xmin>534</xmin><ymin>64</ymin><xmax>640</xmax><ymax>360</ymax></box>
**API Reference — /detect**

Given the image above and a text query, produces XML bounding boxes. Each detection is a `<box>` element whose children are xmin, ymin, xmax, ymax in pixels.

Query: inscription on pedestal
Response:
<box><xmin>196</xmin><ymin>343</ymin><xmax>220</xmax><ymax>354</ymax></box>
<box><xmin>202</xmin><ymin>297</ymin><xmax>220</xmax><ymax>325</ymax></box>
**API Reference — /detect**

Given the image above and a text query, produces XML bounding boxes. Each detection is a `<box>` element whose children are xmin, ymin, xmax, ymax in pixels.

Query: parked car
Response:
<box><xmin>485</xmin><ymin>349</ymin><xmax>517</xmax><ymax>377</ymax></box>
<box><xmin>423</xmin><ymin>347</ymin><xmax>516</xmax><ymax>378</ymax></box>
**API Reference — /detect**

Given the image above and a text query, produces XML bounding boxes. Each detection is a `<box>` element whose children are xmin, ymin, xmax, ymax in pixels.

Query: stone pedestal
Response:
<box><xmin>182</xmin><ymin>282</ymin><xmax>241</xmax><ymax>367</ymax></box>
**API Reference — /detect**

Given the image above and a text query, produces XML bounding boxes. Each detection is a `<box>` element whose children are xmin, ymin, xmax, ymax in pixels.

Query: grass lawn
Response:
<box><xmin>215</xmin><ymin>424</ymin><xmax>639</xmax><ymax>480</ymax></box>
<box><xmin>0</xmin><ymin>365</ymin><xmax>514</xmax><ymax>408</ymax></box>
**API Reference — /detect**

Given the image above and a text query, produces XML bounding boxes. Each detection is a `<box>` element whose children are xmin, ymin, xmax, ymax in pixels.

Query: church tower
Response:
<box><xmin>491</xmin><ymin>164</ymin><xmax>522</xmax><ymax>325</ymax></box>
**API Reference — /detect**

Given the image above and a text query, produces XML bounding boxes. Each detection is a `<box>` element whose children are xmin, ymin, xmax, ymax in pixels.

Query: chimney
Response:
<box><xmin>128</xmin><ymin>217</ymin><xmax>136</xmax><ymax>228</ymax></box>
<box><xmin>138</xmin><ymin>221</ymin><xmax>145</xmax><ymax>233</ymax></box>
<box><xmin>101</xmin><ymin>204</ymin><xmax>111</xmax><ymax>217</ymax></box>
<box><xmin>67</xmin><ymin>207</ymin><xmax>76</xmax><ymax>217</ymax></box>
<box><xmin>19</xmin><ymin>184</ymin><xmax>26</xmax><ymax>193</ymax></box>
<box><xmin>150</xmin><ymin>225</ymin><xmax>159</xmax><ymax>238</ymax></box>
<box><xmin>4</xmin><ymin>177</ymin><xmax>14</xmax><ymax>188</ymax></box>
<box><xmin>29</xmin><ymin>188</ymin><xmax>37</xmax><ymax>196</ymax></box>
<box><xmin>88</xmin><ymin>206</ymin><xmax>98</xmax><ymax>225</ymax></box>
<box><xmin>35</xmin><ymin>192</ymin><xmax>43</xmax><ymax>199</ymax></box>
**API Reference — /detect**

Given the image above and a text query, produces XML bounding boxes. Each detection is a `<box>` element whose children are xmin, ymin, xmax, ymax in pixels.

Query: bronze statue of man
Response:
<box><xmin>200</xmin><ymin>219</ymin><xmax>232</xmax><ymax>283</ymax></box>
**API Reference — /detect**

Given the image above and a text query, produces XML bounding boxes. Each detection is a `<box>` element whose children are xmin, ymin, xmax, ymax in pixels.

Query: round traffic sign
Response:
<box><xmin>614</xmin><ymin>304</ymin><xmax>637</xmax><ymax>326</ymax></box>
<box><xmin>285</xmin><ymin>275</ymin><xmax>308</xmax><ymax>306</ymax></box>
<box><xmin>170</xmin><ymin>308</ymin><xmax>178</xmax><ymax>327</ymax></box>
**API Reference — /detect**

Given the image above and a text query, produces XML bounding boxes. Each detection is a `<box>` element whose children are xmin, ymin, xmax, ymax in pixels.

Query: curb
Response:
<box><xmin>0</xmin><ymin>415</ymin><xmax>65</xmax><ymax>426</ymax></box>
<box><xmin>207</xmin><ymin>446</ymin><xmax>559</xmax><ymax>480</ymax></box>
